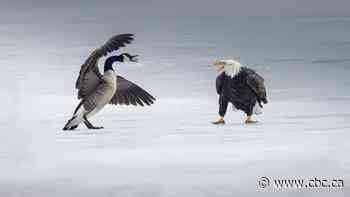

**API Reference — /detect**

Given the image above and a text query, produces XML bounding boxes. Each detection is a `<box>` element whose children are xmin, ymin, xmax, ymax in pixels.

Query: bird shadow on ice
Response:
<box><xmin>258</xmin><ymin>121</ymin><xmax>305</xmax><ymax>126</ymax></box>
<box><xmin>58</xmin><ymin>129</ymin><xmax>114</xmax><ymax>136</ymax></box>
<box><xmin>215</xmin><ymin>122</ymin><xmax>244</xmax><ymax>126</ymax></box>
<box><xmin>216</xmin><ymin>121</ymin><xmax>296</xmax><ymax>127</ymax></box>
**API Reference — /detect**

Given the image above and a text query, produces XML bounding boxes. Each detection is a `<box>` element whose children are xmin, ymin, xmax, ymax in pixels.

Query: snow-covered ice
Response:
<box><xmin>1</xmin><ymin>94</ymin><xmax>349</xmax><ymax>196</ymax></box>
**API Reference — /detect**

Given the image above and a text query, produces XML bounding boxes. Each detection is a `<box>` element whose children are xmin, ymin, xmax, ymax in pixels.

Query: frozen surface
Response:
<box><xmin>1</xmin><ymin>97</ymin><xmax>349</xmax><ymax>197</ymax></box>
<box><xmin>0</xmin><ymin>4</ymin><xmax>350</xmax><ymax>197</ymax></box>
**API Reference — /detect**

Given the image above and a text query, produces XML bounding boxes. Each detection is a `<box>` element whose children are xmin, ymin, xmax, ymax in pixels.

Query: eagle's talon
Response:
<box><xmin>245</xmin><ymin>119</ymin><xmax>258</xmax><ymax>124</ymax></box>
<box><xmin>212</xmin><ymin>119</ymin><xmax>225</xmax><ymax>125</ymax></box>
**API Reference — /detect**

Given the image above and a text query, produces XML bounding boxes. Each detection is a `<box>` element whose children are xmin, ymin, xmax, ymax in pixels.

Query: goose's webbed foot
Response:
<box><xmin>83</xmin><ymin>116</ymin><xmax>104</xmax><ymax>129</ymax></box>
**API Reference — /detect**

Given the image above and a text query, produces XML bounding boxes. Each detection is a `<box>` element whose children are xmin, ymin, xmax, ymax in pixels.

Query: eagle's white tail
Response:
<box><xmin>63</xmin><ymin>102</ymin><xmax>85</xmax><ymax>130</ymax></box>
<box><xmin>253</xmin><ymin>102</ymin><xmax>263</xmax><ymax>115</ymax></box>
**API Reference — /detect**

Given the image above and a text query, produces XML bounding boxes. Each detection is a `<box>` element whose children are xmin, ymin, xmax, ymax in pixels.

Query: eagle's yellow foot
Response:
<box><xmin>245</xmin><ymin>116</ymin><xmax>258</xmax><ymax>124</ymax></box>
<box><xmin>212</xmin><ymin>117</ymin><xmax>225</xmax><ymax>125</ymax></box>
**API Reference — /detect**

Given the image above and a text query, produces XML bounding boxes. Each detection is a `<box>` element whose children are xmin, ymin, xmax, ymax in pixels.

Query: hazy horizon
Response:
<box><xmin>1</xmin><ymin>0</ymin><xmax>350</xmax><ymax>18</ymax></box>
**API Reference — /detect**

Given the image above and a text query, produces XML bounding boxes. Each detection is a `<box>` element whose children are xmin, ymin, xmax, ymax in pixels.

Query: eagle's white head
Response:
<box><xmin>213</xmin><ymin>59</ymin><xmax>242</xmax><ymax>78</ymax></box>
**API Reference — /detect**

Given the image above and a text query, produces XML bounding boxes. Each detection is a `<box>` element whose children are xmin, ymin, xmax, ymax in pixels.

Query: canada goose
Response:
<box><xmin>63</xmin><ymin>34</ymin><xmax>155</xmax><ymax>130</ymax></box>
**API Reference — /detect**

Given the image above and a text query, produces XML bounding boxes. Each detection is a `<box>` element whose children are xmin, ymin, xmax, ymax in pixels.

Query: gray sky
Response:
<box><xmin>1</xmin><ymin>0</ymin><xmax>350</xmax><ymax>17</ymax></box>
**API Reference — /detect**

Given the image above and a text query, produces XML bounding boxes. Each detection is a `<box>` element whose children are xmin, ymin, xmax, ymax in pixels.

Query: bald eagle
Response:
<box><xmin>212</xmin><ymin>59</ymin><xmax>268</xmax><ymax>124</ymax></box>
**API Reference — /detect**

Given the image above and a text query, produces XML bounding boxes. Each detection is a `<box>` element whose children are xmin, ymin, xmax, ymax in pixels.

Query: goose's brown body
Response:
<box><xmin>83</xmin><ymin>70</ymin><xmax>117</xmax><ymax>117</ymax></box>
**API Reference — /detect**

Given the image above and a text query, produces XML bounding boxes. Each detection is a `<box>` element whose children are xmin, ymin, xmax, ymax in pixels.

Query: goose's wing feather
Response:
<box><xmin>75</xmin><ymin>34</ymin><xmax>134</xmax><ymax>99</ymax></box>
<box><xmin>109</xmin><ymin>76</ymin><xmax>156</xmax><ymax>106</ymax></box>
<box><xmin>81</xmin><ymin>83</ymin><xmax>106</xmax><ymax>112</ymax></box>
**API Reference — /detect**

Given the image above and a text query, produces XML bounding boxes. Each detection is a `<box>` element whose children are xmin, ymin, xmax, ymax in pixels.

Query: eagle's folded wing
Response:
<box><xmin>246</xmin><ymin>72</ymin><xmax>268</xmax><ymax>104</ymax></box>
<box><xmin>109</xmin><ymin>76</ymin><xmax>156</xmax><ymax>106</ymax></box>
<box><xmin>75</xmin><ymin>34</ymin><xmax>134</xmax><ymax>99</ymax></box>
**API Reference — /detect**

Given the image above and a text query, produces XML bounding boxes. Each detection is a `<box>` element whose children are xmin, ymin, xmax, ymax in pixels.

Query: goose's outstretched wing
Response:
<box><xmin>109</xmin><ymin>76</ymin><xmax>156</xmax><ymax>106</ymax></box>
<box><xmin>75</xmin><ymin>34</ymin><xmax>134</xmax><ymax>99</ymax></box>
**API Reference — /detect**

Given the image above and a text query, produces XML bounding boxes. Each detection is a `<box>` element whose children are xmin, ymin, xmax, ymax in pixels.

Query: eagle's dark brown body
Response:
<box><xmin>216</xmin><ymin>67</ymin><xmax>268</xmax><ymax>117</ymax></box>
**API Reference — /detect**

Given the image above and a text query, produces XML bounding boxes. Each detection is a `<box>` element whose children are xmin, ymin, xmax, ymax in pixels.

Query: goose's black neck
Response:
<box><xmin>104</xmin><ymin>55</ymin><xmax>123</xmax><ymax>72</ymax></box>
